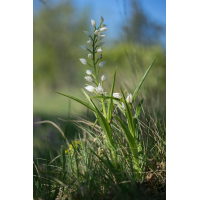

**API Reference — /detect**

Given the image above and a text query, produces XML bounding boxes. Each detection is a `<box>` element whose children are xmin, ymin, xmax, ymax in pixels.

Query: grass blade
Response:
<box><xmin>132</xmin><ymin>58</ymin><xmax>156</xmax><ymax>102</ymax></box>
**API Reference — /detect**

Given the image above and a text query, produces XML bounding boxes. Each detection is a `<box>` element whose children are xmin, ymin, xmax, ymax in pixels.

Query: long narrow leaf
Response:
<box><xmin>53</xmin><ymin>91</ymin><xmax>96</xmax><ymax>112</ymax></box>
<box><xmin>107</xmin><ymin>68</ymin><xmax>117</xmax><ymax>122</ymax></box>
<box><xmin>132</xmin><ymin>58</ymin><xmax>156</xmax><ymax>102</ymax></box>
<box><xmin>90</xmin><ymin>99</ymin><xmax>116</xmax><ymax>150</ymax></box>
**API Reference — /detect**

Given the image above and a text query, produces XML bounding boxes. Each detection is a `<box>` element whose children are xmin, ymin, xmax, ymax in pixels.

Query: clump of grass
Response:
<box><xmin>33</xmin><ymin>16</ymin><xmax>166</xmax><ymax>200</ymax></box>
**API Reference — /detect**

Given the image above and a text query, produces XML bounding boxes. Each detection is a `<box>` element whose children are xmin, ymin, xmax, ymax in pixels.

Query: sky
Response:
<box><xmin>33</xmin><ymin>0</ymin><xmax>166</xmax><ymax>47</ymax></box>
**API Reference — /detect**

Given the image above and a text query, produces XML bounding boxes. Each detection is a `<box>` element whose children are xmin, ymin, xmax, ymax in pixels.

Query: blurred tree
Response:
<box><xmin>123</xmin><ymin>0</ymin><xmax>165</xmax><ymax>46</ymax></box>
<box><xmin>33</xmin><ymin>0</ymin><xmax>90</xmax><ymax>89</ymax></box>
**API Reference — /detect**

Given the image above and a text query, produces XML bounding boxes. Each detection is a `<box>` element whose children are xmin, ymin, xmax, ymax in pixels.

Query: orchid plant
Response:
<box><xmin>54</xmin><ymin>16</ymin><xmax>156</xmax><ymax>176</ymax></box>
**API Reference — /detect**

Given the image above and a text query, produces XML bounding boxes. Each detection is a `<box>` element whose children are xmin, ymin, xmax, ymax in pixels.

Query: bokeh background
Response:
<box><xmin>33</xmin><ymin>0</ymin><xmax>166</xmax><ymax>158</ymax></box>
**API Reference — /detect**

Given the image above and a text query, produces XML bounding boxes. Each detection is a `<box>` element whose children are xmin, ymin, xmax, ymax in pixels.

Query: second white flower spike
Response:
<box><xmin>113</xmin><ymin>93</ymin><xmax>122</xmax><ymax>99</ymax></box>
<box><xmin>126</xmin><ymin>93</ymin><xmax>133</xmax><ymax>103</ymax></box>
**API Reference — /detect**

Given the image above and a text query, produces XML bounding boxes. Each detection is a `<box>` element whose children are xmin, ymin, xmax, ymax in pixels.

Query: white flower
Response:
<box><xmin>85</xmin><ymin>85</ymin><xmax>95</xmax><ymax>92</ymax></box>
<box><xmin>79</xmin><ymin>45</ymin><xmax>87</xmax><ymax>50</ymax></box>
<box><xmin>101</xmin><ymin>72</ymin><xmax>106</xmax><ymax>81</ymax></box>
<box><xmin>99</xmin><ymin>16</ymin><xmax>104</xmax><ymax>24</ymax></box>
<box><xmin>87</xmin><ymin>38</ymin><xmax>93</xmax><ymax>45</ymax></box>
<box><xmin>121</xmin><ymin>102</ymin><xmax>125</xmax><ymax>110</ymax></box>
<box><xmin>97</xmin><ymin>47</ymin><xmax>102</xmax><ymax>53</ymax></box>
<box><xmin>94</xmin><ymin>138</ymin><xmax>97</xmax><ymax>142</ymax></box>
<box><xmin>99</xmin><ymin>61</ymin><xmax>107</xmax><ymax>68</ymax></box>
<box><xmin>84</xmin><ymin>76</ymin><xmax>93</xmax><ymax>82</ymax></box>
<box><xmin>101</xmin><ymin>24</ymin><xmax>107</xmax><ymax>28</ymax></box>
<box><xmin>113</xmin><ymin>93</ymin><xmax>122</xmax><ymax>99</ymax></box>
<box><xmin>88</xmin><ymin>54</ymin><xmax>93</xmax><ymax>59</ymax></box>
<box><xmin>83</xmin><ymin>31</ymin><xmax>90</xmax><ymax>37</ymax></box>
<box><xmin>98</xmin><ymin>42</ymin><xmax>105</xmax><ymax>47</ymax></box>
<box><xmin>86</xmin><ymin>70</ymin><xmax>92</xmax><ymax>75</ymax></box>
<box><xmin>79</xmin><ymin>58</ymin><xmax>87</xmax><ymax>65</ymax></box>
<box><xmin>100</xmin><ymin>27</ymin><xmax>108</xmax><ymax>32</ymax></box>
<box><xmin>94</xmin><ymin>30</ymin><xmax>99</xmax><ymax>35</ymax></box>
<box><xmin>96</xmin><ymin>83</ymin><xmax>104</xmax><ymax>94</ymax></box>
<box><xmin>91</xmin><ymin>19</ymin><xmax>96</xmax><ymax>27</ymax></box>
<box><xmin>126</xmin><ymin>93</ymin><xmax>132</xmax><ymax>103</ymax></box>
<box><xmin>98</xmin><ymin>54</ymin><xmax>102</xmax><ymax>59</ymax></box>
<box><xmin>98</xmin><ymin>35</ymin><xmax>105</xmax><ymax>41</ymax></box>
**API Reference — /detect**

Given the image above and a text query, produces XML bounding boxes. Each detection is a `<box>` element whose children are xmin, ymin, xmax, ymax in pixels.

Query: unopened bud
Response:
<box><xmin>94</xmin><ymin>30</ymin><xmax>99</xmax><ymax>35</ymax></box>
<box><xmin>100</xmin><ymin>27</ymin><xmax>108</xmax><ymax>32</ymax></box>
<box><xmin>87</xmin><ymin>38</ymin><xmax>93</xmax><ymax>45</ymax></box>
<box><xmin>91</xmin><ymin>19</ymin><xmax>96</xmax><ymax>27</ymax></box>
<box><xmin>99</xmin><ymin>16</ymin><xmax>104</xmax><ymax>24</ymax></box>
<box><xmin>97</xmin><ymin>47</ymin><xmax>102</xmax><ymax>53</ymax></box>
<box><xmin>88</xmin><ymin>54</ymin><xmax>93</xmax><ymax>59</ymax></box>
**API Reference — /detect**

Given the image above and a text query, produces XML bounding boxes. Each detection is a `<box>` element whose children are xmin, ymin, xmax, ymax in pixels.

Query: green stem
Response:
<box><xmin>101</xmin><ymin>97</ymin><xmax>107</xmax><ymax>118</ymax></box>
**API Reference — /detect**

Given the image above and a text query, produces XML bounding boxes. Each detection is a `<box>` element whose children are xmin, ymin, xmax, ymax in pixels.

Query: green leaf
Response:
<box><xmin>116</xmin><ymin>116</ymin><xmax>139</xmax><ymax>174</ymax></box>
<box><xmin>82</xmin><ymin>89</ymin><xmax>97</xmax><ymax>120</ymax></box>
<box><xmin>90</xmin><ymin>96</ymin><xmax>123</xmax><ymax>102</ymax></box>
<box><xmin>53</xmin><ymin>91</ymin><xmax>96</xmax><ymax>112</ymax></box>
<box><xmin>90</xmin><ymin>99</ymin><xmax>116</xmax><ymax>150</ymax></box>
<box><xmin>132</xmin><ymin>99</ymin><xmax>143</xmax><ymax>140</ymax></box>
<box><xmin>116</xmin><ymin>116</ymin><xmax>138</xmax><ymax>157</ymax></box>
<box><xmin>120</xmin><ymin>88</ymin><xmax>135</xmax><ymax>138</ymax></box>
<box><xmin>107</xmin><ymin>68</ymin><xmax>117</xmax><ymax>122</ymax></box>
<box><xmin>132</xmin><ymin>58</ymin><xmax>156</xmax><ymax>102</ymax></box>
<box><xmin>134</xmin><ymin>99</ymin><xmax>143</xmax><ymax>118</ymax></box>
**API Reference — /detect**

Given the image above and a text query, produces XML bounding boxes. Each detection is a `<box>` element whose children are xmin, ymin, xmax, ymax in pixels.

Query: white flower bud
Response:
<box><xmin>79</xmin><ymin>45</ymin><xmax>87</xmax><ymax>50</ymax></box>
<box><xmin>100</xmin><ymin>27</ymin><xmax>108</xmax><ymax>32</ymax></box>
<box><xmin>88</xmin><ymin>53</ymin><xmax>93</xmax><ymax>59</ymax></box>
<box><xmin>101</xmin><ymin>72</ymin><xmax>106</xmax><ymax>81</ymax></box>
<box><xmin>121</xmin><ymin>102</ymin><xmax>125</xmax><ymax>110</ymax></box>
<box><xmin>98</xmin><ymin>35</ymin><xmax>105</xmax><ymax>41</ymax></box>
<box><xmin>101</xmin><ymin>24</ymin><xmax>107</xmax><ymax>27</ymax></box>
<box><xmin>83</xmin><ymin>31</ymin><xmax>90</xmax><ymax>37</ymax></box>
<box><xmin>99</xmin><ymin>16</ymin><xmax>104</xmax><ymax>24</ymax></box>
<box><xmin>96</xmin><ymin>83</ymin><xmax>104</xmax><ymax>94</ymax></box>
<box><xmin>98</xmin><ymin>42</ymin><xmax>105</xmax><ymax>47</ymax></box>
<box><xmin>85</xmin><ymin>85</ymin><xmax>95</xmax><ymax>92</ymax></box>
<box><xmin>98</xmin><ymin>54</ymin><xmax>102</xmax><ymax>60</ymax></box>
<box><xmin>126</xmin><ymin>93</ymin><xmax>132</xmax><ymax>103</ymax></box>
<box><xmin>91</xmin><ymin>19</ymin><xmax>96</xmax><ymax>27</ymax></box>
<box><xmin>94</xmin><ymin>138</ymin><xmax>97</xmax><ymax>142</ymax></box>
<box><xmin>94</xmin><ymin>30</ymin><xmax>99</xmax><ymax>35</ymax></box>
<box><xmin>86</xmin><ymin>70</ymin><xmax>92</xmax><ymax>75</ymax></box>
<box><xmin>87</xmin><ymin>38</ymin><xmax>93</xmax><ymax>45</ymax></box>
<box><xmin>113</xmin><ymin>93</ymin><xmax>122</xmax><ymax>99</ymax></box>
<box><xmin>84</xmin><ymin>76</ymin><xmax>93</xmax><ymax>82</ymax></box>
<box><xmin>97</xmin><ymin>47</ymin><xmax>102</xmax><ymax>53</ymax></box>
<box><xmin>99</xmin><ymin>61</ymin><xmax>107</xmax><ymax>68</ymax></box>
<box><xmin>79</xmin><ymin>58</ymin><xmax>87</xmax><ymax>65</ymax></box>
<box><xmin>103</xmin><ymin>134</ymin><xmax>106</xmax><ymax>140</ymax></box>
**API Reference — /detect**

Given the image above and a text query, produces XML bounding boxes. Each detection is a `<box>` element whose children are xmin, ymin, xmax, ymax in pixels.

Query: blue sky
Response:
<box><xmin>33</xmin><ymin>0</ymin><xmax>166</xmax><ymax>47</ymax></box>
